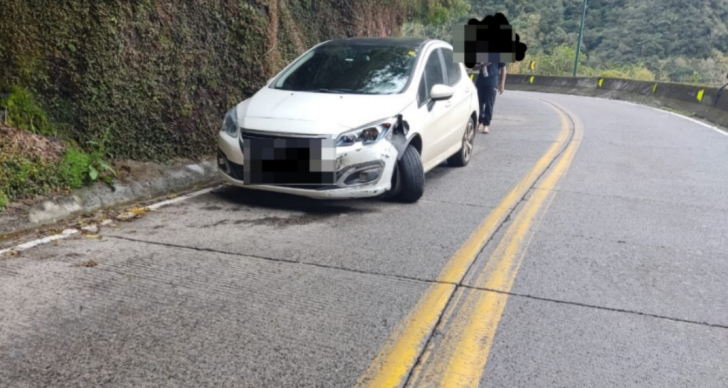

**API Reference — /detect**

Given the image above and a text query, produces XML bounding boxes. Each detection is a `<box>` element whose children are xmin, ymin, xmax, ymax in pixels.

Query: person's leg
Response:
<box><xmin>476</xmin><ymin>83</ymin><xmax>488</xmax><ymax>131</ymax></box>
<box><xmin>482</xmin><ymin>87</ymin><xmax>497</xmax><ymax>133</ymax></box>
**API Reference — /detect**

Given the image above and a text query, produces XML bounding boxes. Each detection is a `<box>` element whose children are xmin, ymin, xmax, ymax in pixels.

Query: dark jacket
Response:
<box><xmin>473</xmin><ymin>62</ymin><xmax>505</xmax><ymax>87</ymax></box>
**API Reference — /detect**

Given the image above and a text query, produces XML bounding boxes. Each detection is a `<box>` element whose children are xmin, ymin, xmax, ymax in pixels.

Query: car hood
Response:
<box><xmin>238</xmin><ymin>87</ymin><xmax>412</xmax><ymax>136</ymax></box>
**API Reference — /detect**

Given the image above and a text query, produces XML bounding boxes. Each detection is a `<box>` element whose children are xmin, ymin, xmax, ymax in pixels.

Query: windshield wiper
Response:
<box><xmin>314</xmin><ymin>88</ymin><xmax>355</xmax><ymax>94</ymax></box>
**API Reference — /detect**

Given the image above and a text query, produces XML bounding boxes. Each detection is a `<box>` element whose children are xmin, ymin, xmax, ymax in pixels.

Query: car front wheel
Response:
<box><xmin>385</xmin><ymin>144</ymin><xmax>425</xmax><ymax>203</ymax></box>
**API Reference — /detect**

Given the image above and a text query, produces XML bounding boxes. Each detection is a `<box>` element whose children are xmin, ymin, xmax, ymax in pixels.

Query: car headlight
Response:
<box><xmin>222</xmin><ymin>107</ymin><xmax>239</xmax><ymax>138</ymax></box>
<box><xmin>336</xmin><ymin>117</ymin><xmax>398</xmax><ymax>147</ymax></box>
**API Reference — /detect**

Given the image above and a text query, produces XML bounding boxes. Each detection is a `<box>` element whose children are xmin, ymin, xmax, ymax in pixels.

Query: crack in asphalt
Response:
<box><xmin>530</xmin><ymin>186</ymin><xmax>728</xmax><ymax>213</ymax></box>
<box><xmin>107</xmin><ymin>235</ymin><xmax>450</xmax><ymax>286</ymax></box>
<box><xmin>467</xmin><ymin>286</ymin><xmax>728</xmax><ymax>330</ymax></box>
<box><xmin>109</xmin><ymin>218</ymin><xmax>728</xmax><ymax>339</ymax></box>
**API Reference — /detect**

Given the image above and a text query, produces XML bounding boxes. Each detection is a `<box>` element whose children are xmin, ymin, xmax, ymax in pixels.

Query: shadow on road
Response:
<box><xmin>207</xmin><ymin>185</ymin><xmax>377</xmax><ymax>215</ymax></box>
<box><xmin>207</xmin><ymin>162</ymin><xmax>457</xmax><ymax>214</ymax></box>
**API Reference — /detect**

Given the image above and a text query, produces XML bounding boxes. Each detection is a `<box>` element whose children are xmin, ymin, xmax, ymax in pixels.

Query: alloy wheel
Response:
<box><xmin>463</xmin><ymin>120</ymin><xmax>475</xmax><ymax>162</ymax></box>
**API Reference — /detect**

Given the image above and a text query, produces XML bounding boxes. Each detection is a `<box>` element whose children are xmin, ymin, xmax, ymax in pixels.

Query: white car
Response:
<box><xmin>217</xmin><ymin>38</ymin><xmax>479</xmax><ymax>202</ymax></box>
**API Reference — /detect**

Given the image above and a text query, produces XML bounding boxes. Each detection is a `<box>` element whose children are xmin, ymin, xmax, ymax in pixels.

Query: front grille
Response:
<box><xmin>282</xmin><ymin>184</ymin><xmax>339</xmax><ymax>190</ymax></box>
<box><xmin>223</xmin><ymin>155</ymin><xmax>339</xmax><ymax>190</ymax></box>
<box><xmin>240</xmin><ymin>130</ymin><xmax>330</xmax><ymax>141</ymax></box>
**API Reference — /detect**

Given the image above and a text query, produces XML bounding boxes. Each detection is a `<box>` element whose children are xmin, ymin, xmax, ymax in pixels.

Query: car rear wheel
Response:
<box><xmin>384</xmin><ymin>144</ymin><xmax>425</xmax><ymax>203</ymax></box>
<box><xmin>447</xmin><ymin>117</ymin><xmax>475</xmax><ymax>167</ymax></box>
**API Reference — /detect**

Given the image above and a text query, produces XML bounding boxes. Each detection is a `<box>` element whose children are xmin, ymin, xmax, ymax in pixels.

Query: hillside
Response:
<box><xmin>403</xmin><ymin>0</ymin><xmax>728</xmax><ymax>85</ymax></box>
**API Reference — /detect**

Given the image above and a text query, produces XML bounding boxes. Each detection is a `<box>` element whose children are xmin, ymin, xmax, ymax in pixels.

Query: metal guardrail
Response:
<box><xmin>500</xmin><ymin>73</ymin><xmax>728</xmax><ymax>129</ymax></box>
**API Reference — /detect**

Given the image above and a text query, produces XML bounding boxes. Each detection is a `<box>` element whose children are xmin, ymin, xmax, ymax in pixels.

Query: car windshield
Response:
<box><xmin>272</xmin><ymin>44</ymin><xmax>418</xmax><ymax>95</ymax></box>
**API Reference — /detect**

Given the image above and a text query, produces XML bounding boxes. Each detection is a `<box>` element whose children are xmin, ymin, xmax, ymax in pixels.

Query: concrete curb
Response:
<box><xmin>0</xmin><ymin>159</ymin><xmax>220</xmax><ymax>238</ymax></box>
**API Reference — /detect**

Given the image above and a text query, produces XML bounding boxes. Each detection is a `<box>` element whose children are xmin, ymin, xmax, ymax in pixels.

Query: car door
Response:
<box><xmin>415</xmin><ymin>47</ymin><xmax>453</xmax><ymax>171</ymax></box>
<box><xmin>439</xmin><ymin>47</ymin><xmax>472</xmax><ymax>155</ymax></box>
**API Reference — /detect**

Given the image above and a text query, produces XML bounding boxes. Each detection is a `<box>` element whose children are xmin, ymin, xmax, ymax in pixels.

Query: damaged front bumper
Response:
<box><xmin>217</xmin><ymin>131</ymin><xmax>398</xmax><ymax>199</ymax></box>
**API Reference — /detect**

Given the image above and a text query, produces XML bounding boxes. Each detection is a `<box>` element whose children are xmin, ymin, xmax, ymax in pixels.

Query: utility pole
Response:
<box><xmin>573</xmin><ymin>0</ymin><xmax>588</xmax><ymax>77</ymax></box>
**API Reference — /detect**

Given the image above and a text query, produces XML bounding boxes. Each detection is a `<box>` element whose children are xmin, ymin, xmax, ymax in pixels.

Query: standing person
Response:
<box><xmin>473</xmin><ymin>61</ymin><xmax>507</xmax><ymax>134</ymax></box>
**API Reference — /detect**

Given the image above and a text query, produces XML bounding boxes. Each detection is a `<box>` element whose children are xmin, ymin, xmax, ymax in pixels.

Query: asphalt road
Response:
<box><xmin>2</xmin><ymin>91</ymin><xmax>727</xmax><ymax>388</ymax></box>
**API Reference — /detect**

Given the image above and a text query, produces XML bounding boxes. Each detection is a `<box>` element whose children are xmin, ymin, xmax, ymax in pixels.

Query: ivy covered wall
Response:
<box><xmin>0</xmin><ymin>0</ymin><xmax>435</xmax><ymax>162</ymax></box>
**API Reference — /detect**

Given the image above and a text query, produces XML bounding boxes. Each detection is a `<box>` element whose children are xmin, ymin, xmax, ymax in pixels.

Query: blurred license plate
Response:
<box><xmin>242</xmin><ymin>137</ymin><xmax>336</xmax><ymax>185</ymax></box>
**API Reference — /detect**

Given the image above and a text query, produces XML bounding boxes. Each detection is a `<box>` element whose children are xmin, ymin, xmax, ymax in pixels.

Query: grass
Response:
<box><xmin>0</xmin><ymin>147</ymin><xmax>116</xmax><ymax>210</ymax></box>
<box><xmin>59</xmin><ymin>149</ymin><xmax>91</xmax><ymax>189</ymax></box>
<box><xmin>0</xmin><ymin>135</ymin><xmax>117</xmax><ymax>212</ymax></box>
<box><xmin>0</xmin><ymin>86</ymin><xmax>55</xmax><ymax>136</ymax></box>
<box><xmin>0</xmin><ymin>87</ymin><xmax>118</xmax><ymax>211</ymax></box>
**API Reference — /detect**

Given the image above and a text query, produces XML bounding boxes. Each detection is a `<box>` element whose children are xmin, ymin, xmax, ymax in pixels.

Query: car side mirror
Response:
<box><xmin>431</xmin><ymin>84</ymin><xmax>454</xmax><ymax>101</ymax></box>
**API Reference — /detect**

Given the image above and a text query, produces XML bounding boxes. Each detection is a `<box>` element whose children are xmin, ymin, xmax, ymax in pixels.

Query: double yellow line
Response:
<box><xmin>356</xmin><ymin>100</ymin><xmax>584</xmax><ymax>388</ymax></box>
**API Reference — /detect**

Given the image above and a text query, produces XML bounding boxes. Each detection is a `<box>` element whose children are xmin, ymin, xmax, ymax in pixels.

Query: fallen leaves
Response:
<box><xmin>0</xmin><ymin>123</ymin><xmax>66</xmax><ymax>160</ymax></box>
<box><xmin>2</xmin><ymin>249</ymin><xmax>19</xmax><ymax>257</ymax></box>
<box><xmin>115</xmin><ymin>207</ymin><xmax>150</xmax><ymax>222</ymax></box>
<box><xmin>45</xmin><ymin>228</ymin><xmax>63</xmax><ymax>236</ymax></box>
<box><xmin>115</xmin><ymin>212</ymin><xmax>136</xmax><ymax>221</ymax></box>
<box><xmin>80</xmin><ymin>225</ymin><xmax>99</xmax><ymax>234</ymax></box>
<box><xmin>74</xmin><ymin>260</ymin><xmax>98</xmax><ymax>268</ymax></box>
<box><xmin>131</xmin><ymin>207</ymin><xmax>150</xmax><ymax>216</ymax></box>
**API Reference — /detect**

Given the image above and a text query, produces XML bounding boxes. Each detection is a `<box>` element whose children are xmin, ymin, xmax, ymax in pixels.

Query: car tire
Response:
<box><xmin>389</xmin><ymin>144</ymin><xmax>425</xmax><ymax>203</ymax></box>
<box><xmin>447</xmin><ymin>117</ymin><xmax>475</xmax><ymax>167</ymax></box>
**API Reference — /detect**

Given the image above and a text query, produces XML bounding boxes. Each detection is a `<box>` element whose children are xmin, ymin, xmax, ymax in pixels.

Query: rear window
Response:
<box><xmin>273</xmin><ymin>44</ymin><xmax>419</xmax><ymax>95</ymax></box>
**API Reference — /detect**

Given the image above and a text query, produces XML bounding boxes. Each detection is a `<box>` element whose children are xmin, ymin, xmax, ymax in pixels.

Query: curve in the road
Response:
<box><xmin>411</xmin><ymin>101</ymin><xmax>584</xmax><ymax>388</ymax></box>
<box><xmin>356</xmin><ymin>98</ymin><xmax>581</xmax><ymax>388</ymax></box>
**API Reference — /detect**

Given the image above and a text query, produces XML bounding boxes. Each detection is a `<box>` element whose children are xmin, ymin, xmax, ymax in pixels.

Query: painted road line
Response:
<box><xmin>356</xmin><ymin>100</ymin><xmax>573</xmax><ymax>388</ymax></box>
<box><xmin>437</xmin><ymin>112</ymin><xmax>570</xmax><ymax>284</ymax></box>
<box><xmin>0</xmin><ymin>186</ymin><xmax>218</xmax><ymax>257</ymax></box>
<box><xmin>147</xmin><ymin>186</ymin><xmax>218</xmax><ymax>210</ymax></box>
<box><xmin>356</xmin><ymin>283</ymin><xmax>456</xmax><ymax>388</ymax></box>
<box><xmin>0</xmin><ymin>229</ymin><xmax>79</xmax><ymax>256</ymax></box>
<box><xmin>406</xmin><ymin>288</ymin><xmax>468</xmax><ymax>387</ymax></box>
<box><xmin>615</xmin><ymin>100</ymin><xmax>728</xmax><ymax>137</ymax></box>
<box><xmin>422</xmin><ymin>101</ymin><xmax>583</xmax><ymax>388</ymax></box>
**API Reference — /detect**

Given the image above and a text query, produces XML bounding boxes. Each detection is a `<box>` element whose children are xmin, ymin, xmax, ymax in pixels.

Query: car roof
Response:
<box><xmin>321</xmin><ymin>37</ymin><xmax>433</xmax><ymax>49</ymax></box>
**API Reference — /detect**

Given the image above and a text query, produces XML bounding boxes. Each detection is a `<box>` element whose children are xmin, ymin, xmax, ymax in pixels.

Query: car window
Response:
<box><xmin>440</xmin><ymin>48</ymin><xmax>462</xmax><ymax>86</ymax></box>
<box><xmin>417</xmin><ymin>74</ymin><xmax>428</xmax><ymax>104</ymax></box>
<box><xmin>425</xmin><ymin>50</ymin><xmax>445</xmax><ymax>92</ymax></box>
<box><xmin>273</xmin><ymin>44</ymin><xmax>418</xmax><ymax>95</ymax></box>
<box><xmin>418</xmin><ymin>50</ymin><xmax>445</xmax><ymax>104</ymax></box>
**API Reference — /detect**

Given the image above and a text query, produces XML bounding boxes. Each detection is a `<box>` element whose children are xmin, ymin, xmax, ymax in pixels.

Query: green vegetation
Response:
<box><xmin>506</xmin><ymin>43</ymin><xmax>657</xmax><ymax>81</ymax></box>
<box><xmin>0</xmin><ymin>152</ymin><xmax>61</xmax><ymax>202</ymax></box>
<box><xmin>0</xmin><ymin>142</ymin><xmax>117</xmax><ymax>209</ymax></box>
<box><xmin>0</xmin><ymin>85</ymin><xmax>55</xmax><ymax>135</ymax></box>
<box><xmin>402</xmin><ymin>0</ymin><xmax>728</xmax><ymax>86</ymax></box>
<box><xmin>0</xmin><ymin>86</ymin><xmax>117</xmax><ymax>209</ymax></box>
<box><xmin>84</xmin><ymin>128</ymin><xmax>118</xmax><ymax>186</ymax></box>
<box><xmin>58</xmin><ymin>149</ymin><xmax>91</xmax><ymax>190</ymax></box>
